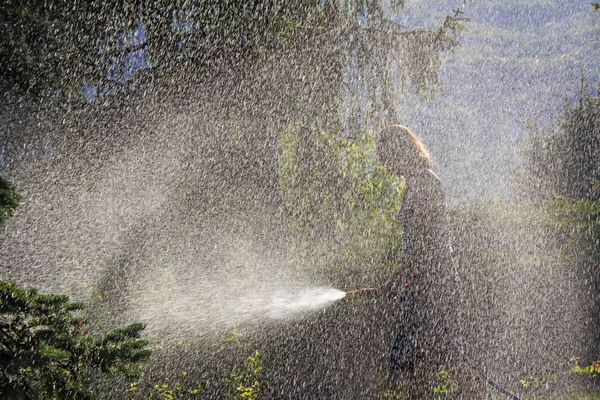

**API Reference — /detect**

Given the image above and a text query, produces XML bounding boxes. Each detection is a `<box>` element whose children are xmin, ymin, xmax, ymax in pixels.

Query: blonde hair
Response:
<box><xmin>377</xmin><ymin>124</ymin><xmax>433</xmax><ymax>170</ymax></box>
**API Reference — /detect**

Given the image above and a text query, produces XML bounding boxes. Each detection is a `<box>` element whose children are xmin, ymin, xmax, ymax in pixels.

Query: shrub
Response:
<box><xmin>0</xmin><ymin>280</ymin><xmax>151</xmax><ymax>399</ymax></box>
<box><xmin>278</xmin><ymin>124</ymin><xmax>404</xmax><ymax>284</ymax></box>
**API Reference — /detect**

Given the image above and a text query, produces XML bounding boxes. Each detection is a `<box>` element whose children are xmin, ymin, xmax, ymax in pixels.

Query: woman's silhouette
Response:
<box><xmin>376</xmin><ymin>124</ymin><xmax>453</xmax><ymax>397</ymax></box>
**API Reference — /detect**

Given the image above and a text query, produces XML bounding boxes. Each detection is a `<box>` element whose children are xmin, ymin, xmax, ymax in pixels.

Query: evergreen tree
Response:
<box><xmin>0</xmin><ymin>280</ymin><xmax>151</xmax><ymax>399</ymax></box>
<box><xmin>0</xmin><ymin>0</ymin><xmax>467</xmax><ymax>112</ymax></box>
<box><xmin>519</xmin><ymin>87</ymin><xmax>600</xmax><ymax>378</ymax></box>
<box><xmin>0</xmin><ymin>177</ymin><xmax>21</xmax><ymax>227</ymax></box>
<box><xmin>520</xmin><ymin>88</ymin><xmax>600</xmax><ymax>202</ymax></box>
<box><xmin>0</xmin><ymin>179</ymin><xmax>151</xmax><ymax>399</ymax></box>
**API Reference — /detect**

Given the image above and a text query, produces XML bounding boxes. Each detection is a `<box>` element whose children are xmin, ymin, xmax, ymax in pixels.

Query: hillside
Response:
<box><xmin>394</xmin><ymin>0</ymin><xmax>599</xmax><ymax>203</ymax></box>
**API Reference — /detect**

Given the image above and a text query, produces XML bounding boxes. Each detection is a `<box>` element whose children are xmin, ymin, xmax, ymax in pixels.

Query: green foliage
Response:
<box><xmin>543</xmin><ymin>191</ymin><xmax>600</xmax><ymax>261</ymax></box>
<box><xmin>278</xmin><ymin>124</ymin><xmax>404</xmax><ymax>283</ymax></box>
<box><xmin>224</xmin><ymin>350</ymin><xmax>263</xmax><ymax>400</ymax></box>
<box><xmin>518</xmin><ymin>372</ymin><xmax>558</xmax><ymax>390</ymax></box>
<box><xmin>144</xmin><ymin>371</ymin><xmax>202</xmax><ymax>400</ymax></box>
<box><xmin>0</xmin><ymin>1</ymin><xmax>114</xmax><ymax>97</ymax></box>
<box><xmin>520</xmin><ymin>89</ymin><xmax>600</xmax><ymax>202</ymax></box>
<box><xmin>122</xmin><ymin>330</ymin><xmax>263</xmax><ymax>399</ymax></box>
<box><xmin>516</xmin><ymin>85</ymin><xmax>600</xmax><ymax>398</ymax></box>
<box><xmin>0</xmin><ymin>0</ymin><xmax>465</xmax><ymax>127</ymax></box>
<box><xmin>518</xmin><ymin>89</ymin><xmax>600</xmax><ymax>265</ymax></box>
<box><xmin>433</xmin><ymin>365</ymin><xmax>458</xmax><ymax>395</ymax></box>
<box><xmin>371</xmin><ymin>365</ymin><xmax>457</xmax><ymax>399</ymax></box>
<box><xmin>0</xmin><ymin>0</ymin><xmax>328</xmax><ymax>99</ymax></box>
<box><xmin>518</xmin><ymin>86</ymin><xmax>600</xmax><ymax>268</ymax></box>
<box><xmin>0</xmin><ymin>280</ymin><xmax>151</xmax><ymax>399</ymax></box>
<box><xmin>572</xmin><ymin>357</ymin><xmax>600</xmax><ymax>379</ymax></box>
<box><xmin>371</xmin><ymin>387</ymin><xmax>404</xmax><ymax>399</ymax></box>
<box><xmin>0</xmin><ymin>177</ymin><xmax>21</xmax><ymax>227</ymax></box>
<box><xmin>574</xmin><ymin>395</ymin><xmax>600</xmax><ymax>400</ymax></box>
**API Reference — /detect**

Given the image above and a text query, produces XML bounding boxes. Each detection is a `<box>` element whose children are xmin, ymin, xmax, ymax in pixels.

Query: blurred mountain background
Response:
<box><xmin>391</xmin><ymin>0</ymin><xmax>599</xmax><ymax>204</ymax></box>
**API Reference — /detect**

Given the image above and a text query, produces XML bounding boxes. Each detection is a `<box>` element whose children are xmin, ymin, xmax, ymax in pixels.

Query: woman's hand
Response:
<box><xmin>379</xmin><ymin>278</ymin><xmax>411</xmax><ymax>299</ymax></box>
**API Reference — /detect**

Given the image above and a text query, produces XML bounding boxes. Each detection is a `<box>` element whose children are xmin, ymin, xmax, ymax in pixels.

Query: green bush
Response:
<box><xmin>224</xmin><ymin>350</ymin><xmax>263</xmax><ymax>400</ymax></box>
<box><xmin>0</xmin><ymin>280</ymin><xmax>151</xmax><ymax>399</ymax></box>
<box><xmin>0</xmin><ymin>177</ymin><xmax>21</xmax><ymax>227</ymax></box>
<box><xmin>517</xmin><ymin>87</ymin><xmax>600</xmax><ymax>396</ymax></box>
<box><xmin>278</xmin><ymin>124</ymin><xmax>404</xmax><ymax>284</ymax></box>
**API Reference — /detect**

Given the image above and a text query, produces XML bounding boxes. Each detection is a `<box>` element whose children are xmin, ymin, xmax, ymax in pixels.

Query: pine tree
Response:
<box><xmin>0</xmin><ymin>280</ymin><xmax>151</xmax><ymax>399</ymax></box>
<box><xmin>0</xmin><ymin>177</ymin><xmax>21</xmax><ymax>227</ymax></box>
<box><xmin>0</xmin><ymin>178</ymin><xmax>151</xmax><ymax>399</ymax></box>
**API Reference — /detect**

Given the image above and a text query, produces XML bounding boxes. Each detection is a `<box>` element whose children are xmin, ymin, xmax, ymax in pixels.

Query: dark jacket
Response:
<box><xmin>393</xmin><ymin>168</ymin><xmax>449</xmax><ymax>304</ymax></box>
<box><xmin>388</xmin><ymin>168</ymin><xmax>451</xmax><ymax>371</ymax></box>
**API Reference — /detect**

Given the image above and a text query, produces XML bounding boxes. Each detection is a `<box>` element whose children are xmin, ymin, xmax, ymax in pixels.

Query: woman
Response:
<box><xmin>376</xmin><ymin>124</ymin><xmax>453</xmax><ymax>396</ymax></box>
